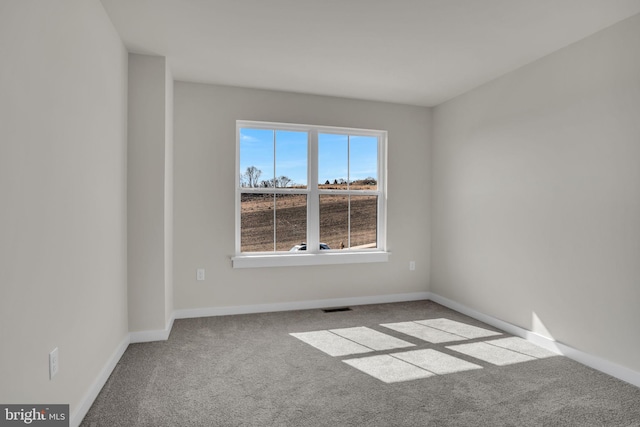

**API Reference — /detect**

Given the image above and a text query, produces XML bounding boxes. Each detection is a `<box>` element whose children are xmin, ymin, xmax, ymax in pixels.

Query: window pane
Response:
<box><xmin>237</xmin><ymin>122</ymin><xmax>384</xmax><ymax>257</ymax></box>
<box><xmin>275</xmin><ymin>131</ymin><xmax>307</xmax><ymax>188</ymax></box>
<box><xmin>239</xmin><ymin>128</ymin><xmax>274</xmax><ymax>188</ymax></box>
<box><xmin>319</xmin><ymin>194</ymin><xmax>348</xmax><ymax>250</ymax></box>
<box><xmin>349</xmin><ymin>136</ymin><xmax>378</xmax><ymax>189</ymax></box>
<box><xmin>241</xmin><ymin>193</ymin><xmax>274</xmax><ymax>252</ymax></box>
<box><xmin>318</xmin><ymin>133</ymin><xmax>348</xmax><ymax>187</ymax></box>
<box><xmin>350</xmin><ymin>195</ymin><xmax>377</xmax><ymax>249</ymax></box>
<box><xmin>275</xmin><ymin>194</ymin><xmax>307</xmax><ymax>251</ymax></box>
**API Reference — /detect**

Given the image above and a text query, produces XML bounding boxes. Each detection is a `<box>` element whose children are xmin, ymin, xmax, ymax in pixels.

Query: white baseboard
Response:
<box><xmin>427</xmin><ymin>292</ymin><xmax>640</xmax><ymax>389</ymax></box>
<box><xmin>174</xmin><ymin>291</ymin><xmax>431</xmax><ymax>319</ymax></box>
<box><xmin>70</xmin><ymin>334</ymin><xmax>130</xmax><ymax>427</ymax></box>
<box><xmin>130</xmin><ymin>313</ymin><xmax>176</xmax><ymax>343</ymax></box>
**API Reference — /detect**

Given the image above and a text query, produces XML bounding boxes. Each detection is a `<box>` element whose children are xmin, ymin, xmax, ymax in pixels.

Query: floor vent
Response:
<box><xmin>322</xmin><ymin>307</ymin><xmax>352</xmax><ymax>313</ymax></box>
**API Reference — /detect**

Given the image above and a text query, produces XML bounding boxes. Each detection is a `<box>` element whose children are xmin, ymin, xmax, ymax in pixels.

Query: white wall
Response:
<box><xmin>431</xmin><ymin>13</ymin><xmax>640</xmax><ymax>373</ymax></box>
<box><xmin>165</xmin><ymin>66</ymin><xmax>174</xmax><ymax>325</ymax></box>
<box><xmin>127</xmin><ymin>54</ymin><xmax>173</xmax><ymax>333</ymax></box>
<box><xmin>174</xmin><ymin>83</ymin><xmax>431</xmax><ymax>310</ymax></box>
<box><xmin>0</xmin><ymin>0</ymin><xmax>128</xmax><ymax>417</ymax></box>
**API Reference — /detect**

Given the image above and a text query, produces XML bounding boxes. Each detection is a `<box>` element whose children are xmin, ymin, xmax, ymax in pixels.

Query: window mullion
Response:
<box><xmin>378</xmin><ymin>134</ymin><xmax>387</xmax><ymax>250</ymax></box>
<box><xmin>307</xmin><ymin>130</ymin><xmax>319</xmax><ymax>254</ymax></box>
<box><xmin>347</xmin><ymin>135</ymin><xmax>351</xmax><ymax>249</ymax></box>
<box><xmin>273</xmin><ymin>131</ymin><xmax>277</xmax><ymax>251</ymax></box>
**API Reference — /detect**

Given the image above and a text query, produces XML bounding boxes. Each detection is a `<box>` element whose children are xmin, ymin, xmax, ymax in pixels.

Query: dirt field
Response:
<box><xmin>241</xmin><ymin>185</ymin><xmax>377</xmax><ymax>252</ymax></box>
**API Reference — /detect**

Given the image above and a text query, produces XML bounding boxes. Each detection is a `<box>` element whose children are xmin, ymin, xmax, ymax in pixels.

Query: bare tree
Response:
<box><xmin>260</xmin><ymin>179</ymin><xmax>274</xmax><ymax>188</ymax></box>
<box><xmin>244</xmin><ymin>166</ymin><xmax>262</xmax><ymax>188</ymax></box>
<box><xmin>362</xmin><ymin>177</ymin><xmax>377</xmax><ymax>185</ymax></box>
<box><xmin>244</xmin><ymin>169</ymin><xmax>294</xmax><ymax>188</ymax></box>
<box><xmin>276</xmin><ymin>176</ymin><xmax>293</xmax><ymax>188</ymax></box>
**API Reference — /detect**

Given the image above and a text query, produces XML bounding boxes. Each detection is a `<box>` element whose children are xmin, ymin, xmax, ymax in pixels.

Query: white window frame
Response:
<box><xmin>232</xmin><ymin>120</ymin><xmax>389</xmax><ymax>268</ymax></box>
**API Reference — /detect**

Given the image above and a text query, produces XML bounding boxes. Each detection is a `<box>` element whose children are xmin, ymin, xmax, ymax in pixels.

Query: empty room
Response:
<box><xmin>1</xmin><ymin>0</ymin><xmax>640</xmax><ymax>426</ymax></box>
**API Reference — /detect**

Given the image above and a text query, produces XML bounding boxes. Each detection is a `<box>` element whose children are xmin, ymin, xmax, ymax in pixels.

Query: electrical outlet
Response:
<box><xmin>409</xmin><ymin>261</ymin><xmax>415</xmax><ymax>271</ymax></box>
<box><xmin>197</xmin><ymin>268</ymin><xmax>205</xmax><ymax>281</ymax></box>
<box><xmin>49</xmin><ymin>347</ymin><xmax>59</xmax><ymax>379</ymax></box>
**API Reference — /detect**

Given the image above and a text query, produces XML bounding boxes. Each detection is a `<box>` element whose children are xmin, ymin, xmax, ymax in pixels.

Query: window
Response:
<box><xmin>233</xmin><ymin>121</ymin><xmax>388</xmax><ymax>268</ymax></box>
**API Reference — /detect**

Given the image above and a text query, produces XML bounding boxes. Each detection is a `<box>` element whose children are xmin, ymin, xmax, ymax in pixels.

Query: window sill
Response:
<box><xmin>231</xmin><ymin>251</ymin><xmax>390</xmax><ymax>269</ymax></box>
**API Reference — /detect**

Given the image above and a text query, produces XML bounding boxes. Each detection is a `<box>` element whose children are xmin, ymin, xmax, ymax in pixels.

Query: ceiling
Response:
<box><xmin>100</xmin><ymin>0</ymin><xmax>640</xmax><ymax>107</ymax></box>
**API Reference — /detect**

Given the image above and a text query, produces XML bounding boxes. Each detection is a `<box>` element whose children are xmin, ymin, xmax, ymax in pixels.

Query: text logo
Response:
<box><xmin>1</xmin><ymin>405</ymin><xmax>68</xmax><ymax>427</ymax></box>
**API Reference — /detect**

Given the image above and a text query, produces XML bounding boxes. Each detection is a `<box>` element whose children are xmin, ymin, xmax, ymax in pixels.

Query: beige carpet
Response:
<box><xmin>82</xmin><ymin>300</ymin><xmax>640</xmax><ymax>426</ymax></box>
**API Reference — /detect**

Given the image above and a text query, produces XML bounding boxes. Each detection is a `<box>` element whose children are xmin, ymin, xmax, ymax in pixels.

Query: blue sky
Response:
<box><xmin>240</xmin><ymin>128</ymin><xmax>377</xmax><ymax>186</ymax></box>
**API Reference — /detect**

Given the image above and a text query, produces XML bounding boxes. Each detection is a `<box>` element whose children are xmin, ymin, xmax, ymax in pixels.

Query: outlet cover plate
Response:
<box><xmin>49</xmin><ymin>347</ymin><xmax>59</xmax><ymax>379</ymax></box>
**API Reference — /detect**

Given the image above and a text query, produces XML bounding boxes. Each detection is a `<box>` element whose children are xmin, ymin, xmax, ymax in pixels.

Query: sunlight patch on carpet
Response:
<box><xmin>344</xmin><ymin>355</ymin><xmax>435</xmax><ymax>383</ymax></box>
<box><xmin>289</xmin><ymin>318</ymin><xmax>555</xmax><ymax>383</ymax></box>
<box><xmin>486</xmin><ymin>337</ymin><xmax>557</xmax><ymax>358</ymax></box>
<box><xmin>289</xmin><ymin>331</ymin><xmax>372</xmax><ymax>357</ymax></box>
<box><xmin>393</xmin><ymin>349</ymin><xmax>483</xmax><ymax>375</ymax></box>
<box><xmin>380</xmin><ymin>321</ymin><xmax>464</xmax><ymax>343</ymax></box>
<box><xmin>330</xmin><ymin>327</ymin><xmax>415</xmax><ymax>351</ymax></box>
<box><xmin>447</xmin><ymin>342</ymin><xmax>535</xmax><ymax>366</ymax></box>
<box><xmin>415</xmin><ymin>318</ymin><xmax>502</xmax><ymax>339</ymax></box>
